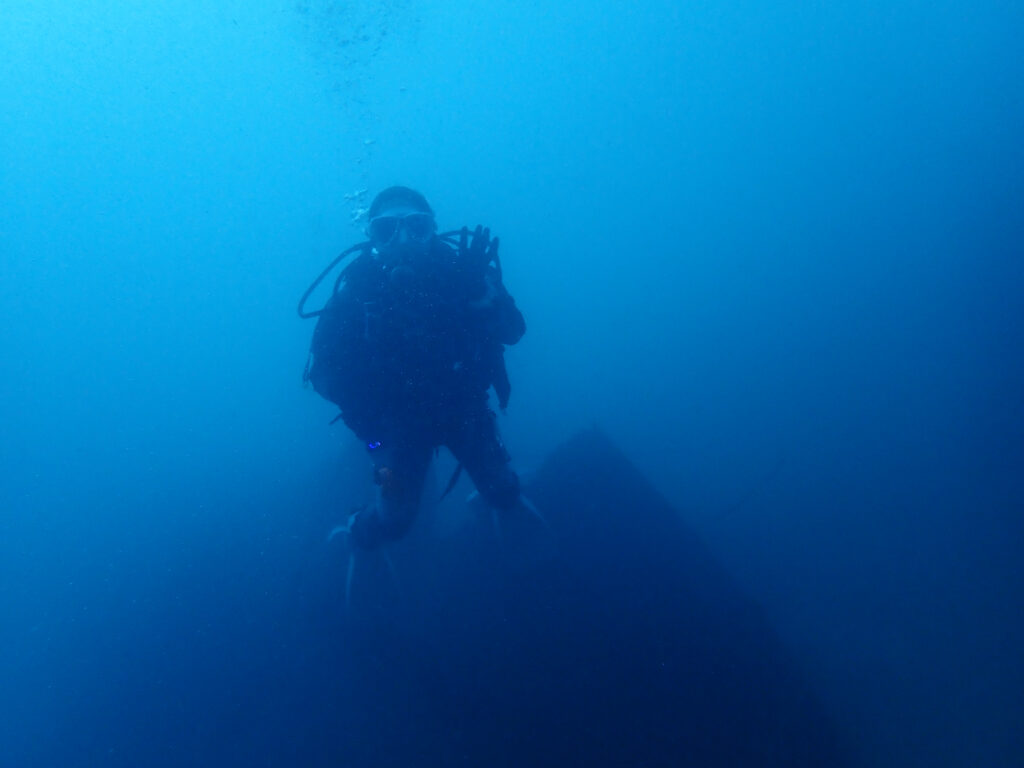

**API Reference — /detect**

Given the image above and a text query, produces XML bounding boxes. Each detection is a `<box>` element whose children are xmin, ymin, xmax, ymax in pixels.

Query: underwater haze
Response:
<box><xmin>2</xmin><ymin>0</ymin><xmax>1022</xmax><ymax>765</ymax></box>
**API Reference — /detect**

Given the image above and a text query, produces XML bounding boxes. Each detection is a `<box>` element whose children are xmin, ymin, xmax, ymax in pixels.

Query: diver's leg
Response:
<box><xmin>448</xmin><ymin>407</ymin><xmax>553</xmax><ymax>562</ymax></box>
<box><xmin>447</xmin><ymin>407</ymin><xmax>520</xmax><ymax>512</ymax></box>
<box><xmin>348</xmin><ymin>440</ymin><xmax>432</xmax><ymax>550</ymax></box>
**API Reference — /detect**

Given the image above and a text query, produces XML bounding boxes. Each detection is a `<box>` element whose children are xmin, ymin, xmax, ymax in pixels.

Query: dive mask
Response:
<box><xmin>368</xmin><ymin>211</ymin><xmax>435</xmax><ymax>246</ymax></box>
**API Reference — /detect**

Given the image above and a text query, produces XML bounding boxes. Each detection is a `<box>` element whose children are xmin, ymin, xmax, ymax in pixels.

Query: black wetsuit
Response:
<box><xmin>308</xmin><ymin>236</ymin><xmax>525</xmax><ymax>549</ymax></box>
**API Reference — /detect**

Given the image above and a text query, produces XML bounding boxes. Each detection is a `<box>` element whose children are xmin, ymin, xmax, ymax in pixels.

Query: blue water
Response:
<box><xmin>2</xmin><ymin>1</ymin><xmax>1022</xmax><ymax>765</ymax></box>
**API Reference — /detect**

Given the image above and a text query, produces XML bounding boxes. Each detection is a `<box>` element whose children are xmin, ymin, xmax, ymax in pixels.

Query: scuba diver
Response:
<box><xmin>299</xmin><ymin>186</ymin><xmax>543</xmax><ymax>596</ymax></box>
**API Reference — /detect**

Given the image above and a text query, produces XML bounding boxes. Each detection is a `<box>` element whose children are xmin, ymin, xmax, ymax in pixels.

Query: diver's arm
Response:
<box><xmin>469</xmin><ymin>266</ymin><xmax>525</xmax><ymax>345</ymax></box>
<box><xmin>309</xmin><ymin>288</ymin><xmax>380</xmax><ymax>426</ymax></box>
<box><xmin>492</xmin><ymin>277</ymin><xmax>525</xmax><ymax>345</ymax></box>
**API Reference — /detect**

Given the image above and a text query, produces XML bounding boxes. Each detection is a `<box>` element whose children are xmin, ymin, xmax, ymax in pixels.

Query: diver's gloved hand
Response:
<box><xmin>459</xmin><ymin>225</ymin><xmax>499</xmax><ymax>270</ymax></box>
<box><xmin>459</xmin><ymin>226</ymin><xmax>497</xmax><ymax>308</ymax></box>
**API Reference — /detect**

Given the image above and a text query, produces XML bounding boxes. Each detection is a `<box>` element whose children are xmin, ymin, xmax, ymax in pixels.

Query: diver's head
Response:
<box><xmin>366</xmin><ymin>186</ymin><xmax>436</xmax><ymax>262</ymax></box>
